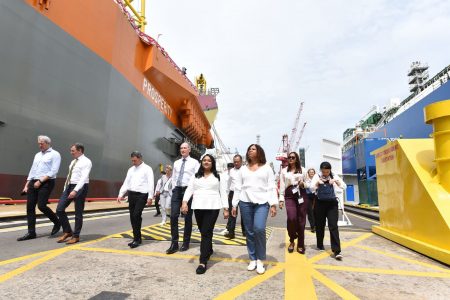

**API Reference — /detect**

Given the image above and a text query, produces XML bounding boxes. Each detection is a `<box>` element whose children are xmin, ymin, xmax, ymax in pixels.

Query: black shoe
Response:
<box><xmin>17</xmin><ymin>232</ymin><xmax>37</xmax><ymax>241</ymax></box>
<box><xmin>154</xmin><ymin>213</ymin><xmax>161</xmax><ymax>217</ymax></box>
<box><xmin>128</xmin><ymin>239</ymin><xmax>142</xmax><ymax>247</ymax></box>
<box><xmin>166</xmin><ymin>243</ymin><xmax>179</xmax><ymax>254</ymax></box>
<box><xmin>317</xmin><ymin>246</ymin><xmax>325</xmax><ymax>251</ymax></box>
<box><xmin>224</xmin><ymin>233</ymin><xmax>235</xmax><ymax>239</ymax></box>
<box><xmin>311</xmin><ymin>227</ymin><xmax>316</xmax><ymax>233</ymax></box>
<box><xmin>180</xmin><ymin>243</ymin><xmax>189</xmax><ymax>252</ymax></box>
<box><xmin>129</xmin><ymin>241</ymin><xmax>140</xmax><ymax>248</ymax></box>
<box><xmin>196</xmin><ymin>264</ymin><xmax>207</xmax><ymax>274</ymax></box>
<box><xmin>50</xmin><ymin>223</ymin><xmax>61</xmax><ymax>236</ymax></box>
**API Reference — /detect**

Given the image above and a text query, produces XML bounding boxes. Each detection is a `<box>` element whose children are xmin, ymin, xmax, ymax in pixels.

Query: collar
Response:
<box><xmin>42</xmin><ymin>147</ymin><xmax>52</xmax><ymax>154</ymax></box>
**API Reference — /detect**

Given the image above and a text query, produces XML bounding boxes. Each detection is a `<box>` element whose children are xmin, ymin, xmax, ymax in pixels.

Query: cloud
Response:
<box><xmin>144</xmin><ymin>0</ymin><xmax>450</xmax><ymax>171</ymax></box>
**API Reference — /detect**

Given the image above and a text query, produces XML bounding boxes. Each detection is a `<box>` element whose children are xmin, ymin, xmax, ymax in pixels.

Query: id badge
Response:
<box><xmin>298</xmin><ymin>197</ymin><xmax>304</xmax><ymax>204</ymax></box>
<box><xmin>292</xmin><ymin>187</ymin><xmax>299</xmax><ymax>194</ymax></box>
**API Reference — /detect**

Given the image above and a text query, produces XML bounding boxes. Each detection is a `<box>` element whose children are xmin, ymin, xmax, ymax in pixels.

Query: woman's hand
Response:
<box><xmin>223</xmin><ymin>209</ymin><xmax>229</xmax><ymax>219</ymax></box>
<box><xmin>270</xmin><ymin>205</ymin><xmax>277</xmax><ymax>217</ymax></box>
<box><xmin>231</xmin><ymin>207</ymin><xmax>237</xmax><ymax>217</ymax></box>
<box><xmin>147</xmin><ymin>198</ymin><xmax>153</xmax><ymax>206</ymax></box>
<box><xmin>278</xmin><ymin>201</ymin><xmax>284</xmax><ymax>210</ymax></box>
<box><xmin>181</xmin><ymin>202</ymin><xmax>189</xmax><ymax>214</ymax></box>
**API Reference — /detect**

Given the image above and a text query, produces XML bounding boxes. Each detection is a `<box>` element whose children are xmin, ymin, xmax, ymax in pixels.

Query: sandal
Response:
<box><xmin>288</xmin><ymin>242</ymin><xmax>295</xmax><ymax>253</ymax></box>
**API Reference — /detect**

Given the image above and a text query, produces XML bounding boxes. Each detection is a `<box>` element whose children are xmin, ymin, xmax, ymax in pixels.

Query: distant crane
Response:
<box><xmin>276</xmin><ymin>102</ymin><xmax>307</xmax><ymax>168</ymax></box>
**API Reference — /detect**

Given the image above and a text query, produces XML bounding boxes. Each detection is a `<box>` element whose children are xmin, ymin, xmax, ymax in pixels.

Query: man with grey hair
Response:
<box><xmin>18</xmin><ymin>135</ymin><xmax>61</xmax><ymax>241</ymax></box>
<box><xmin>117</xmin><ymin>151</ymin><xmax>154</xmax><ymax>248</ymax></box>
<box><xmin>166</xmin><ymin>142</ymin><xmax>200</xmax><ymax>254</ymax></box>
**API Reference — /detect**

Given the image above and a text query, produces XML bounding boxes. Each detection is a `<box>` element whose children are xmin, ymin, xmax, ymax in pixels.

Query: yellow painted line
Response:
<box><xmin>354</xmin><ymin>244</ymin><xmax>450</xmax><ymax>274</ymax></box>
<box><xmin>313</xmin><ymin>264</ymin><xmax>450</xmax><ymax>278</ymax></box>
<box><xmin>310</xmin><ymin>268</ymin><xmax>359</xmax><ymax>300</ymax></box>
<box><xmin>308</xmin><ymin>233</ymin><xmax>373</xmax><ymax>264</ymax></box>
<box><xmin>213</xmin><ymin>265</ymin><xmax>284</xmax><ymax>300</ymax></box>
<box><xmin>0</xmin><ymin>249</ymin><xmax>53</xmax><ymax>266</ymax></box>
<box><xmin>284</xmin><ymin>232</ymin><xmax>317</xmax><ymax>300</ymax></box>
<box><xmin>346</xmin><ymin>212</ymin><xmax>380</xmax><ymax>225</ymax></box>
<box><xmin>0</xmin><ymin>248</ymin><xmax>69</xmax><ymax>283</ymax></box>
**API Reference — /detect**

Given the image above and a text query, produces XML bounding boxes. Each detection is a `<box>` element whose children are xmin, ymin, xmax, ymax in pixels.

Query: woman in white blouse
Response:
<box><xmin>159</xmin><ymin>165</ymin><xmax>173</xmax><ymax>226</ymax></box>
<box><xmin>232</xmin><ymin>144</ymin><xmax>278</xmax><ymax>275</ymax></box>
<box><xmin>278</xmin><ymin>152</ymin><xmax>308</xmax><ymax>254</ymax></box>
<box><xmin>181</xmin><ymin>154</ymin><xmax>229</xmax><ymax>274</ymax></box>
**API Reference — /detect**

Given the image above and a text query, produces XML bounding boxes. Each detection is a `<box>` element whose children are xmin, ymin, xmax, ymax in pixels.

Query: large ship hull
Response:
<box><xmin>0</xmin><ymin>0</ymin><xmax>206</xmax><ymax>199</ymax></box>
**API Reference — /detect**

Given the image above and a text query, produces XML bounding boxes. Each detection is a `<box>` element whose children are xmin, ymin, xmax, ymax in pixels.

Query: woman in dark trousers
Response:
<box><xmin>308</xmin><ymin>162</ymin><xmax>346</xmax><ymax>260</ymax></box>
<box><xmin>304</xmin><ymin>168</ymin><xmax>316</xmax><ymax>233</ymax></box>
<box><xmin>278</xmin><ymin>152</ymin><xmax>308</xmax><ymax>254</ymax></box>
<box><xmin>181</xmin><ymin>154</ymin><xmax>229</xmax><ymax>274</ymax></box>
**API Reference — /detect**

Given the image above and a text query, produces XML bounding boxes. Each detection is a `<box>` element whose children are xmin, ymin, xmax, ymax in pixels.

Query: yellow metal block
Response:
<box><xmin>371</xmin><ymin>100</ymin><xmax>450</xmax><ymax>265</ymax></box>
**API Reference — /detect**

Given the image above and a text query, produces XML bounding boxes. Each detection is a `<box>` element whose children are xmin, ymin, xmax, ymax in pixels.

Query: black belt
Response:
<box><xmin>174</xmin><ymin>186</ymin><xmax>187</xmax><ymax>191</ymax></box>
<box><xmin>129</xmin><ymin>191</ymin><xmax>147</xmax><ymax>195</ymax></box>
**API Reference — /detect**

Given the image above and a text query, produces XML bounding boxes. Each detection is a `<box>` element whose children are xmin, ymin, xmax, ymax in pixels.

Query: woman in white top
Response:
<box><xmin>159</xmin><ymin>165</ymin><xmax>173</xmax><ymax>226</ymax></box>
<box><xmin>307</xmin><ymin>161</ymin><xmax>346</xmax><ymax>261</ymax></box>
<box><xmin>181</xmin><ymin>154</ymin><xmax>229</xmax><ymax>274</ymax></box>
<box><xmin>232</xmin><ymin>144</ymin><xmax>278</xmax><ymax>275</ymax></box>
<box><xmin>278</xmin><ymin>152</ymin><xmax>308</xmax><ymax>254</ymax></box>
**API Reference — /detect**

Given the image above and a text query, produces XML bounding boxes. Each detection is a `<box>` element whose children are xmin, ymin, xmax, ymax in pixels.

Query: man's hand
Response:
<box><xmin>270</xmin><ymin>205</ymin><xmax>277</xmax><ymax>217</ymax></box>
<box><xmin>279</xmin><ymin>201</ymin><xmax>284</xmax><ymax>210</ymax></box>
<box><xmin>22</xmin><ymin>186</ymin><xmax>28</xmax><ymax>194</ymax></box>
<box><xmin>68</xmin><ymin>191</ymin><xmax>77</xmax><ymax>199</ymax></box>
<box><xmin>181</xmin><ymin>202</ymin><xmax>189</xmax><ymax>214</ymax></box>
<box><xmin>33</xmin><ymin>181</ymin><xmax>41</xmax><ymax>189</ymax></box>
<box><xmin>117</xmin><ymin>197</ymin><xmax>124</xmax><ymax>204</ymax></box>
<box><xmin>231</xmin><ymin>207</ymin><xmax>237</xmax><ymax>217</ymax></box>
<box><xmin>223</xmin><ymin>209</ymin><xmax>229</xmax><ymax>219</ymax></box>
<box><xmin>147</xmin><ymin>199</ymin><xmax>153</xmax><ymax>206</ymax></box>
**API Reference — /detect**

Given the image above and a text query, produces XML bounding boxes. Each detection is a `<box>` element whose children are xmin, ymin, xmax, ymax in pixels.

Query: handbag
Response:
<box><xmin>316</xmin><ymin>181</ymin><xmax>336</xmax><ymax>201</ymax></box>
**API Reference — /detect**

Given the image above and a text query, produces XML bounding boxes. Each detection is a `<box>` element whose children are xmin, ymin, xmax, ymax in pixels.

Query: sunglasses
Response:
<box><xmin>288</xmin><ymin>156</ymin><xmax>296</xmax><ymax>159</ymax></box>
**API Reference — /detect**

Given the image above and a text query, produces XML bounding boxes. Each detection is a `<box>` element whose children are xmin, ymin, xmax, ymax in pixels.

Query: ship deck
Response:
<box><xmin>0</xmin><ymin>207</ymin><xmax>448</xmax><ymax>299</ymax></box>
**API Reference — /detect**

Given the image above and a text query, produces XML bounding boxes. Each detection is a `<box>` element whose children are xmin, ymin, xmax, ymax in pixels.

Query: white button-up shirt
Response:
<box><xmin>67</xmin><ymin>154</ymin><xmax>92</xmax><ymax>192</ymax></box>
<box><xmin>232</xmin><ymin>164</ymin><xmax>278</xmax><ymax>207</ymax></box>
<box><xmin>278</xmin><ymin>167</ymin><xmax>306</xmax><ymax>201</ymax></box>
<box><xmin>118</xmin><ymin>162</ymin><xmax>154</xmax><ymax>198</ymax></box>
<box><xmin>27</xmin><ymin>147</ymin><xmax>61</xmax><ymax>180</ymax></box>
<box><xmin>172</xmin><ymin>156</ymin><xmax>200</xmax><ymax>188</ymax></box>
<box><xmin>183</xmin><ymin>174</ymin><xmax>228</xmax><ymax>210</ymax></box>
<box><xmin>227</xmin><ymin>167</ymin><xmax>241</xmax><ymax>192</ymax></box>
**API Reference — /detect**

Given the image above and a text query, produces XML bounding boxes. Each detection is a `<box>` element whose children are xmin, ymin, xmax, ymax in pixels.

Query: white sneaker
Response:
<box><xmin>159</xmin><ymin>221</ymin><xmax>166</xmax><ymax>227</ymax></box>
<box><xmin>256</xmin><ymin>260</ymin><xmax>265</xmax><ymax>274</ymax></box>
<box><xmin>334</xmin><ymin>253</ymin><xmax>343</xmax><ymax>261</ymax></box>
<box><xmin>221</xmin><ymin>229</ymin><xmax>229</xmax><ymax>236</ymax></box>
<box><xmin>247</xmin><ymin>260</ymin><xmax>257</xmax><ymax>271</ymax></box>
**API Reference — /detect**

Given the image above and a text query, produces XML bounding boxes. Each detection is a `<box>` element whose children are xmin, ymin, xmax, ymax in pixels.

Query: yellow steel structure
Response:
<box><xmin>124</xmin><ymin>0</ymin><xmax>147</xmax><ymax>32</ymax></box>
<box><xmin>371</xmin><ymin>99</ymin><xmax>450</xmax><ymax>265</ymax></box>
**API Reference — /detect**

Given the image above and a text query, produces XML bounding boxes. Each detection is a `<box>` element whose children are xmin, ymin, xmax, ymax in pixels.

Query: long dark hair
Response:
<box><xmin>319</xmin><ymin>161</ymin><xmax>333</xmax><ymax>179</ymax></box>
<box><xmin>196</xmin><ymin>154</ymin><xmax>220</xmax><ymax>180</ymax></box>
<box><xmin>287</xmin><ymin>152</ymin><xmax>302</xmax><ymax>173</ymax></box>
<box><xmin>246</xmin><ymin>144</ymin><xmax>266</xmax><ymax>165</ymax></box>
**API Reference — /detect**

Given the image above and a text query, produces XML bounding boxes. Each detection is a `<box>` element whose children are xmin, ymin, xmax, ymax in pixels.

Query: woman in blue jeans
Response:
<box><xmin>232</xmin><ymin>144</ymin><xmax>278</xmax><ymax>275</ymax></box>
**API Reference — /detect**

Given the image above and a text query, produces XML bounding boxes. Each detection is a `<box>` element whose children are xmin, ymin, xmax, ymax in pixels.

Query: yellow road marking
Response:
<box><xmin>0</xmin><ymin>249</ymin><xmax>53</xmax><ymax>266</ymax></box>
<box><xmin>314</xmin><ymin>264</ymin><xmax>450</xmax><ymax>278</ymax></box>
<box><xmin>354</xmin><ymin>244</ymin><xmax>450</xmax><ymax>274</ymax></box>
<box><xmin>0</xmin><ymin>248</ymin><xmax>70</xmax><ymax>283</ymax></box>
<box><xmin>346</xmin><ymin>212</ymin><xmax>380</xmax><ymax>225</ymax></box>
<box><xmin>308</xmin><ymin>233</ymin><xmax>373</xmax><ymax>264</ymax></box>
<box><xmin>310</xmin><ymin>268</ymin><xmax>359</xmax><ymax>300</ymax></box>
<box><xmin>213</xmin><ymin>265</ymin><xmax>284</xmax><ymax>300</ymax></box>
<box><xmin>284</xmin><ymin>233</ymin><xmax>317</xmax><ymax>300</ymax></box>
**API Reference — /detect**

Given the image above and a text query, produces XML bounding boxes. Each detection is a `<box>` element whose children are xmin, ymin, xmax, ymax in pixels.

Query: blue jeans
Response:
<box><xmin>239</xmin><ymin>202</ymin><xmax>269</xmax><ymax>260</ymax></box>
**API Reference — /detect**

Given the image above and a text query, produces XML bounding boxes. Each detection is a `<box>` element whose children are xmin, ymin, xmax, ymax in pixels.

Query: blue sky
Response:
<box><xmin>143</xmin><ymin>0</ymin><xmax>450</xmax><ymax>169</ymax></box>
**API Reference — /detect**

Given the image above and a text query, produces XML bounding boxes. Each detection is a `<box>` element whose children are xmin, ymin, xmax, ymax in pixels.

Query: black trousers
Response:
<box><xmin>314</xmin><ymin>200</ymin><xmax>341</xmax><ymax>254</ymax></box>
<box><xmin>26</xmin><ymin>179</ymin><xmax>59</xmax><ymax>233</ymax></box>
<box><xmin>154</xmin><ymin>194</ymin><xmax>161</xmax><ymax>214</ymax></box>
<box><xmin>56</xmin><ymin>184</ymin><xmax>88</xmax><ymax>237</ymax></box>
<box><xmin>225</xmin><ymin>191</ymin><xmax>246</xmax><ymax>235</ymax></box>
<box><xmin>170</xmin><ymin>186</ymin><xmax>192</xmax><ymax>244</ymax></box>
<box><xmin>128</xmin><ymin>191</ymin><xmax>148</xmax><ymax>241</ymax></box>
<box><xmin>194</xmin><ymin>209</ymin><xmax>219</xmax><ymax>265</ymax></box>
<box><xmin>307</xmin><ymin>193</ymin><xmax>316</xmax><ymax>228</ymax></box>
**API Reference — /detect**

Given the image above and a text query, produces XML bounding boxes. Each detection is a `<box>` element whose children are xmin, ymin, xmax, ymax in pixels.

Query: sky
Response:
<box><xmin>143</xmin><ymin>0</ymin><xmax>450</xmax><ymax>169</ymax></box>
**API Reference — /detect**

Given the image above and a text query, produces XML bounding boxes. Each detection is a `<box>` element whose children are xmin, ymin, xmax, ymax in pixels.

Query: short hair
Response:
<box><xmin>233</xmin><ymin>154</ymin><xmax>243</xmax><ymax>161</ymax></box>
<box><xmin>37</xmin><ymin>135</ymin><xmax>51</xmax><ymax>144</ymax></box>
<box><xmin>71</xmin><ymin>143</ymin><xmax>85</xmax><ymax>153</ymax></box>
<box><xmin>130</xmin><ymin>151</ymin><xmax>142</xmax><ymax>159</ymax></box>
<box><xmin>246</xmin><ymin>144</ymin><xmax>267</xmax><ymax>165</ymax></box>
<box><xmin>180</xmin><ymin>142</ymin><xmax>191</xmax><ymax>150</ymax></box>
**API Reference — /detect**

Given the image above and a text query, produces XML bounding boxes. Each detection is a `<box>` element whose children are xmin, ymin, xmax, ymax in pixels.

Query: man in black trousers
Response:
<box><xmin>166</xmin><ymin>142</ymin><xmax>200</xmax><ymax>254</ymax></box>
<box><xmin>117</xmin><ymin>151</ymin><xmax>154</xmax><ymax>248</ymax></box>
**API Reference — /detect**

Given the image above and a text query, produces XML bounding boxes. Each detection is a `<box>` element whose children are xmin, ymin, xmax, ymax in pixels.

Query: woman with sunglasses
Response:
<box><xmin>232</xmin><ymin>144</ymin><xmax>278</xmax><ymax>275</ymax></box>
<box><xmin>279</xmin><ymin>152</ymin><xmax>308</xmax><ymax>254</ymax></box>
<box><xmin>181</xmin><ymin>154</ymin><xmax>229</xmax><ymax>274</ymax></box>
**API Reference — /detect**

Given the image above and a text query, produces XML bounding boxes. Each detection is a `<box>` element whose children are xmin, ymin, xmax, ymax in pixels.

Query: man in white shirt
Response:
<box><xmin>117</xmin><ymin>151</ymin><xmax>154</xmax><ymax>248</ymax></box>
<box><xmin>225</xmin><ymin>155</ymin><xmax>246</xmax><ymax>239</ymax></box>
<box><xmin>166</xmin><ymin>142</ymin><xmax>200</xmax><ymax>254</ymax></box>
<box><xmin>56</xmin><ymin>143</ymin><xmax>92</xmax><ymax>244</ymax></box>
<box><xmin>18</xmin><ymin>135</ymin><xmax>61</xmax><ymax>241</ymax></box>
